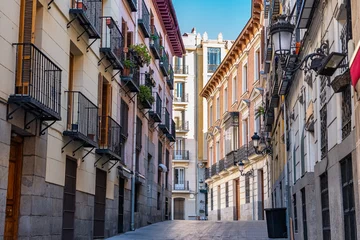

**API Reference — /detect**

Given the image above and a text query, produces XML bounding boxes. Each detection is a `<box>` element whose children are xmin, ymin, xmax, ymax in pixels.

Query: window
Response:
<box><xmin>242</xmin><ymin>119</ymin><xmax>248</xmax><ymax>145</ymax></box>
<box><xmin>254</xmin><ymin>108</ymin><xmax>261</xmax><ymax>133</ymax></box>
<box><xmin>176</xmin><ymin>82</ymin><xmax>184</xmax><ymax>99</ymax></box>
<box><xmin>208</xmin><ymin>47</ymin><xmax>221</xmax><ymax>72</ymax></box>
<box><xmin>242</xmin><ymin>64</ymin><xmax>248</xmax><ymax>93</ymax></box>
<box><xmin>293</xmin><ymin>194</ymin><xmax>298</xmax><ymax>233</ymax></box>
<box><xmin>211</xmin><ymin>188</ymin><xmax>214</xmax><ymax>211</ymax></box>
<box><xmin>301</xmin><ymin>188</ymin><xmax>308</xmax><ymax>240</ymax></box>
<box><xmin>134</xmin><ymin>184</ymin><xmax>140</xmax><ymax>212</ymax></box>
<box><xmin>136</xmin><ymin>117</ymin><xmax>142</xmax><ymax>151</ymax></box>
<box><xmin>341</xmin><ymin>155</ymin><xmax>357</xmax><ymax>240</ymax></box>
<box><xmin>166</xmin><ymin>150</ymin><xmax>169</xmax><ymax>189</ymax></box>
<box><xmin>224</xmin><ymin>126</ymin><xmax>239</xmax><ymax>155</ymax></box>
<box><xmin>232</xmin><ymin>76</ymin><xmax>237</xmax><ymax>103</ymax></box>
<box><xmin>209</xmin><ymin>147</ymin><xmax>213</xmax><ymax>165</ymax></box>
<box><xmin>245</xmin><ymin>175</ymin><xmax>250</xmax><ymax>203</ymax></box>
<box><xmin>254</xmin><ymin>49</ymin><xmax>260</xmax><ymax>81</ymax></box>
<box><xmin>157</xmin><ymin>192</ymin><xmax>161</xmax><ymax>210</ymax></box>
<box><xmin>216</xmin><ymin>141</ymin><xmax>220</xmax><ymax>162</ymax></box>
<box><xmin>216</xmin><ymin>97</ymin><xmax>220</xmax><ymax>120</ymax></box>
<box><xmin>279</xmin><ymin>182</ymin><xmax>283</xmax><ymax>207</ymax></box>
<box><xmin>225</xmin><ymin>182</ymin><xmax>229</xmax><ymax>207</ymax></box>
<box><xmin>320</xmin><ymin>173</ymin><xmax>331</xmax><ymax>240</ymax></box>
<box><xmin>158</xmin><ymin>141</ymin><xmax>162</xmax><ymax>185</ymax></box>
<box><xmin>209</xmin><ymin>105</ymin><xmax>213</xmax><ymax>126</ymax></box>
<box><xmin>224</xmin><ymin>88</ymin><xmax>228</xmax><ymax>112</ymax></box>
<box><xmin>121</xmin><ymin>100</ymin><xmax>129</xmax><ymax>138</ymax></box>
<box><xmin>174</xmin><ymin>168</ymin><xmax>185</xmax><ymax>190</ymax></box>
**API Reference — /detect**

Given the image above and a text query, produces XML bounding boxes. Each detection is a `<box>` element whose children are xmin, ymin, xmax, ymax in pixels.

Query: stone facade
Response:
<box><xmin>75</xmin><ymin>191</ymin><xmax>95</xmax><ymax>239</ymax></box>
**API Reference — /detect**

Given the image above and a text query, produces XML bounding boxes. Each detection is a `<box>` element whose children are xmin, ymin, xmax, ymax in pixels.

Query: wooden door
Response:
<box><xmin>118</xmin><ymin>178</ymin><xmax>125</xmax><ymax>233</ymax></box>
<box><xmin>94</xmin><ymin>169</ymin><xmax>107</xmax><ymax>239</ymax></box>
<box><xmin>259</xmin><ymin>170</ymin><xmax>264</xmax><ymax>220</ymax></box>
<box><xmin>217</xmin><ymin>185</ymin><xmax>221</xmax><ymax>220</ymax></box>
<box><xmin>100</xmin><ymin>79</ymin><xmax>112</xmax><ymax>146</ymax></box>
<box><xmin>174</xmin><ymin>198</ymin><xmax>185</xmax><ymax>220</ymax></box>
<box><xmin>62</xmin><ymin>157</ymin><xmax>77</xmax><ymax>240</ymax></box>
<box><xmin>4</xmin><ymin>137</ymin><xmax>23</xmax><ymax>240</ymax></box>
<box><xmin>235</xmin><ymin>179</ymin><xmax>240</xmax><ymax>220</ymax></box>
<box><xmin>67</xmin><ymin>54</ymin><xmax>74</xmax><ymax>130</ymax></box>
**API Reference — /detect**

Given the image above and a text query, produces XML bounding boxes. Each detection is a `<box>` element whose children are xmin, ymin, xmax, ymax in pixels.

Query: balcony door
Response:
<box><xmin>174</xmin><ymin>198</ymin><xmax>185</xmax><ymax>220</ymax></box>
<box><xmin>100</xmin><ymin>79</ymin><xmax>112</xmax><ymax>147</ymax></box>
<box><xmin>235</xmin><ymin>179</ymin><xmax>240</xmax><ymax>220</ymax></box>
<box><xmin>174</xmin><ymin>138</ymin><xmax>184</xmax><ymax>159</ymax></box>
<box><xmin>174</xmin><ymin>168</ymin><xmax>185</xmax><ymax>190</ymax></box>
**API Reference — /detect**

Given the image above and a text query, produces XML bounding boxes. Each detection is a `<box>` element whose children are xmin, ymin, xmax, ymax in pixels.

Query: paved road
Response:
<box><xmin>107</xmin><ymin>220</ymin><xmax>283</xmax><ymax>240</ymax></box>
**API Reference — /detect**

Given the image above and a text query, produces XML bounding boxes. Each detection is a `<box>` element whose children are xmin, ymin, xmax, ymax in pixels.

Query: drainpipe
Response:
<box><xmin>130</xmin><ymin>1</ymin><xmax>139</xmax><ymax>231</ymax></box>
<box><xmin>194</xmin><ymin>50</ymin><xmax>199</xmax><ymax>219</ymax></box>
<box><xmin>252</xmin><ymin>170</ymin><xmax>255</xmax><ymax>220</ymax></box>
<box><xmin>283</xmin><ymin>102</ymin><xmax>290</xmax><ymax>239</ymax></box>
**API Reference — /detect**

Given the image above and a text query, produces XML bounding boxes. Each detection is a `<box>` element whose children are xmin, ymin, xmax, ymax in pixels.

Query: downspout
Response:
<box><xmin>252</xmin><ymin>170</ymin><xmax>255</xmax><ymax>220</ymax></box>
<box><xmin>194</xmin><ymin>50</ymin><xmax>199</xmax><ymax>218</ymax></box>
<box><xmin>130</xmin><ymin>1</ymin><xmax>139</xmax><ymax>231</ymax></box>
<box><xmin>283</xmin><ymin>102</ymin><xmax>290</xmax><ymax>239</ymax></box>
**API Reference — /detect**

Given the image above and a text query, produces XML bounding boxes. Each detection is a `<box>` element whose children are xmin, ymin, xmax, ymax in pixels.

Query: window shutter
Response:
<box><xmin>127</xmin><ymin>32</ymin><xmax>133</xmax><ymax>48</ymax></box>
<box><xmin>122</xmin><ymin>19</ymin><xmax>128</xmax><ymax>50</ymax></box>
<box><xmin>21</xmin><ymin>0</ymin><xmax>37</xmax><ymax>43</ymax></box>
<box><xmin>98</xmin><ymin>73</ymin><xmax>103</xmax><ymax>115</ymax></box>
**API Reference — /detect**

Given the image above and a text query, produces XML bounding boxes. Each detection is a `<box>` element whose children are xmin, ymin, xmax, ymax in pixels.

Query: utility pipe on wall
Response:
<box><xmin>283</xmin><ymin>101</ymin><xmax>290</xmax><ymax>240</ymax></box>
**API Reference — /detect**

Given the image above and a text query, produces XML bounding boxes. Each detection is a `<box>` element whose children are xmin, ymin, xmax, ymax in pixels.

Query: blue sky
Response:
<box><xmin>172</xmin><ymin>0</ymin><xmax>251</xmax><ymax>40</ymax></box>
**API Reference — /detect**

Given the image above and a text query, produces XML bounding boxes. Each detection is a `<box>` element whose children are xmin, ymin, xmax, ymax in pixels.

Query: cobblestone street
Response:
<box><xmin>108</xmin><ymin>220</ymin><xmax>280</xmax><ymax>240</ymax></box>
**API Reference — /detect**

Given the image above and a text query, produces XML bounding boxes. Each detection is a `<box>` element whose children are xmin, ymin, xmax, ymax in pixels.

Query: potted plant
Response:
<box><xmin>138</xmin><ymin>85</ymin><xmax>154</xmax><ymax>109</ymax></box>
<box><xmin>123</xmin><ymin>59</ymin><xmax>135</xmax><ymax>76</ymax></box>
<box><xmin>150</xmin><ymin>34</ymin><xmax>158</xmax><ymax>45</ymax></box>
<box><xmin>129</xmin><ymin>44</ymin><xmax>151</xmax><ymax>66</ymax></box>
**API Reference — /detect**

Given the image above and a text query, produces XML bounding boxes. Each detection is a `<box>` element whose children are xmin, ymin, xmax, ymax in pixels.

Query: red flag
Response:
<box><xmin>350</xmin><ymin>42</ymin><xmax>360</xmax><ymax>88</ymax></box>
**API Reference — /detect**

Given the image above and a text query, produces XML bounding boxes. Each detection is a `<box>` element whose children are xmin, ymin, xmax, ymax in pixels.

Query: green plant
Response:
<box><xmin>123</xmin><ymin>59</ymin><xmax>135</xmax><ymax>69</ymax></box>
<box><xmin>255</xmin><ymin>106</ymin><xmax>265</xmax><ymax>119</ymax></box>
<box><xmin>129</xmin><ymin>44</ymin><xmax>151</xmax><ymax>66</ymax></box>
<box><xmin>150</xmin><ymin>34</ymin><xmax>158</xmax><ymax>41</ymax></box>
<box><xmin>138</xmin><ymin>85</ymin><xmax>154</xmax><ymax>104</ymax></box>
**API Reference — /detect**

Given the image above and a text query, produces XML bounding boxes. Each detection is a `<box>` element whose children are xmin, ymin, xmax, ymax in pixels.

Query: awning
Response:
<box><xmin>350</xmin><ymin>41</ymin><xmax>360</xmax><ymax>89</ymax></box>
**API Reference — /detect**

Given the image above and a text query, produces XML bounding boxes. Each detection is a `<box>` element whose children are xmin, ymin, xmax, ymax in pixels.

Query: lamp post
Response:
<box><xmin>251</xmin><ymin>132</ymin><xmax>272</xmax><ymax>156</ymax></box>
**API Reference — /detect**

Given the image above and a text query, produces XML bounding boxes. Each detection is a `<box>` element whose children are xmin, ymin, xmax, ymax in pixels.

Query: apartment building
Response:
<box><xmin>0</xmin><ymin>0</ymin><xmax>184</xmax><ymax>238</ymax></box>
<box><xmin>171</xmin><ymin>29</ymin><xmax>232</xmax><ymax>220</ymax></box>
<box><xmin>264</xmin><ymin>0</ymin><xmax>358</xmax><ymax>239</ymax></box>
<box><xmin>200</xmin><ymin>0</ymin><xmax>270</xmax><ymax>221</ymax></box>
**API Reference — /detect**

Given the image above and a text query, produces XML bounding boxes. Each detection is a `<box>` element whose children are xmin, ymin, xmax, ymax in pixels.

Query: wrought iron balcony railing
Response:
<box><xmin>225</xmin><ymin>151</ymin><xmax>237</xmax><ymax>169</ymax></box>
<box><xmin>99</xmin><ymin>17</ymin><xmax>124</xmax><ymax>70</ymax></box>
<box><xmin>159</xmin><ymin>109</ymin><xmax>170</xmax><ymax>134</ymax></box>
<box><xmin>173</xmin><ymin>150</ymin><xmax>190</xmax><ymax>160</ymax></box>
<box><xmin>174</xmin><ymin>65</ymin><xmax>189</xmax><ymax>75</ymax></box>
<box><xmin>218</xmin><ymin>158</ymin><xmax>225</xmax><ymax>173</ymax></box>
<box><xmin>237</xmin><ymin>144</ymin><xmax>248</xmax><ymax>161</ymax></box>
<box><xmin>160</xmin><ymin>49</ymin><xmax>169</xmax><ymax>76</ymax></box>
<box><xmin>149</xmin><ymin>93</ymin><xmax>162</xmax><ymax>122</ymax></box>
<box><xmin>8</xmin><ymin>43</ymin><xmax>62</xmax><ymax>125</ymax></box>
<box><xmin>150</xmin><ymin>25</ymin><xmax>161</xmax><ymax>59</ymax></box>
<box><xmin>205</xmin><ymin>168</ymin><xmax>210</xmax><ymax>180</ymax></box>
<box><xmin>68</xmin><ymin>0</ymin><xmax>101</xmax><ymax>40</ymax></box>
<box><xmin>167</xmin><ymin>65</ymin><xmax>174</xmax><ymax>90</ymax></box>
<box><xmin>121</xmin><ymin>62</ymin><xmax>140</xmax><ymax>93</ymax></box>
<box><xmin>96</xmin><ymin>116</ymin><xmax>121</xmax><ymax>160</ymax></box>
<box><xmin>167</xmin><ymin>119</ymin><xmax>176</xmax><ymax>142</ymax></box>
<box><xmin>247</xmin><ymin>140</ymin><xmax>256</xmax><ymax>157</ymax></box>
<box><xmin>207</xmin><ymin>64</ymin><xmax>219</xmax><ymax>73</ymax></box>
<box><xmin>126</xmin><ymin>0</ymin><xmax>137</xmax><ymax>11</ymax></box>
<box><xmin>176</xmin><ymin>121</ymin><xmax>189</xmax><ymax>132</ymax></box>
<box><xmin>63</xmin><ymin>91</ymin><xmax>98</xmax><ymax>148</ymax></box>
<box><xmin>174</xmin><ymin>181</ymin><xmax>189</xmax><ymax>191</ymax></box>
<box><xmin>174</xmin><ymin>93</ymin><xmax>189</xmax><ymax>103</ymax></box>
<box><xmin>138</xmin><ymin>0</ymin><xmax>151</xmax><ymax>37</ymax></box>
<box><xmin>211</xmin><ymin>163</ymin><xmax>217</xmax><ymax>176</ymax></box>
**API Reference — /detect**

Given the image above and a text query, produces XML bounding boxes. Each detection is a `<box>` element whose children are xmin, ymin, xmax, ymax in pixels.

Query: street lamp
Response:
<box><xmin>270</xmin><ymin>15</ymin><xmax>295</xmax><ymax>60</ymax></box>
<box><xmin>236</xmin><ymin>160</ymin><xmax>254</xmax><ymax>177</ymax></box>
<box><xmin>251</xmin><ymin>132</ymin><xmax>272</xmax><ymax>156</ymax></box>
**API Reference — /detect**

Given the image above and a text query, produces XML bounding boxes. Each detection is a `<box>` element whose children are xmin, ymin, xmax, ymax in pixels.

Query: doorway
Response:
<box><xmin>235</xmin><ymin>179</ymin><xmax>240</xmax><ymax>220</ymax></box>
<box><xmin>217</xmin><ymin>185</ymin><xmax>221</xmax><ymax>220</ymax></box>
<box><xmin>173</xmin><ymin>198</ymin><xmax>185</xmax><ymax>220</ymax></box>
<box><xmin>4</xmin><ymin>137</ymin><xmax>23</xmax><ymax>239</ymax></box>
<box><xmin>258</xmin><ymin>169</ymin><xmax>264</xmax><ymax>220</ymax></box>
<box><xmin>94</xmin><ymin>169</ymin><xmax>107</xmax><ymax>239</ymax></box>
<box><xmin>118</xmin><ymin>177</ymin><xmax>125</xmax><ymax>233</ymax></box>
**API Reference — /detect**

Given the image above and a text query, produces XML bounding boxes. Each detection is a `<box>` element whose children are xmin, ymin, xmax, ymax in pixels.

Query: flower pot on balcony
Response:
<box><xmin>123</xmin><ymin>68</ymin><xmax>131</xmax><ymax>76</ymax></box>
<box><xmin>76</xmin><ymin>1</ymin><xmax>83</xmax><ymax>9</ymax></box>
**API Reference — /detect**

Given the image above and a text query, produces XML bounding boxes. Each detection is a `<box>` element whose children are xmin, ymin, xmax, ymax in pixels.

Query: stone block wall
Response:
<box><xmin>105</xmin><ymin>185</ymin><xmax>119</xmax><ymax>238</ymax></box>
<box><xmin>74</xmin><ymin>191</ymin><xmax>94</xmax><ymax>239</ymax></box>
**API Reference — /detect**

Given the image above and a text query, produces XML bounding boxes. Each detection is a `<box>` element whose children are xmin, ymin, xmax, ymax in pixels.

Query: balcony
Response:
<box><xmin>225</xmin><ymin>151</ymin><xmax>237</xmax><ymax>169</ymax></box>
<box><xmin>159</xmin><ymin>109</ymin><xmax>170</xmax><ymax>134</ymax></box>
<box><xmin>166</xmin><ymin>119</ymin><xmax>176</xmax><ymax>142</ymax></box>
<box><xmin>150</xmin><ymin>25</ymin><xmax>161</xmax><ymax>59</ymax></box>
<box><xmin>126</xmin><ymin>0</ymin><xmax>137</xmax><ymax>12</ymax></box>
<box><xmin>167</xmin><ymin>65</ymin><xmax>174</xmax><ymax>90</ymax></box>
<box><xmin>173</xmin><ymin>181</ymin><xmax>189</xmax><ymax>192</ymax></box>
<box><xmin>247</xmin><ymin>140</ymin><xmax>256</xmax><ymax>158</ymax></box>
<box><xmin>211</xmin><ymin>163</ymin><xmax>217</xmax><ymax>176</ymax></box>
<box><xmin>121</xmin><ymin>63</ymin><xmax>140</xmax><ymax>92</ymax></box>
<box><xmin>207</xmin><ymin>64</ymin><xmax>219</xmax><ymax>73</ymax></box>
<box><xmin>8</xmin><ymin>43</ymin><xmax>62</xmax><ymax>131</ymax></box>
<box><xmin>138</xmin><ymin>0</ymin><xmax>151</xmax><ymax>38</ymax></box>
<box><xmin>63</xmin><ymin>91</ymin><xmax>98</xmax><ymax>148</ymax></box>
<box><xmin>218</xmin><ymin>158</ymin><xmax>225</xmax><ymax>173</ymax></box>
<box><xmin>96</xmin><ymin>116</ymin><xmax>121</xmax><ymax>161</ymax></box>
<box><xmin>159</xmin><ymin>50</ymin><xmax>169</xmax><ymax>76</ymax></box>
<box><xmin>237</xmin><ymin>144</ymin><xmax>248</xmax><ymax>161</ymax></box>
<box><xmin>173</xmin><ymin>150</ymin><xmax>190</xmax><ymax>160</ymax></box>
<box><xmin>68</xmin><ymin>0</ymin><xmax>101</xmax><ymax>40</ymax></box>
<box><xmin>149</xmin><ymin>93</ymin><xmax>162</xmax><ymax>122</ymax></box>
<box><xmin>174</xmin><ymin>65</ymin><xmax>189</xmax><ymax>75</ymax></box>
<box><xmin>205</xmin><ymin>168</ymin><xmax>210</xmax><ymax>180</ymax></box>
<box><xmin>99</xmin><ymin>17</ymin><xmax>124</xmax><ymax>70</ymax></box>
<box><xmin>176</xmin><ymin>121</ymin><xmax>189</xmax><ymax>132</ymax></box>
<box><xmin>174</xmin><ymin>94</ymin><xmax>189</xmax><ymax>103</ymax></box>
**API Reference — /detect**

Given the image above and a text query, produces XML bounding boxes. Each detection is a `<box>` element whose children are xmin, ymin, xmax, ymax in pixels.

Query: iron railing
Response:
<box><xmin>176</xmin><ymin>121</ymin><xmax>189</xmax><ymax>131</ymax></box>
<box><xmin>138</xmin><ymin>0</ymin><xmax>150</xmax><ymax>37</ymax></box>
<box><xmin>64</xmin><ymin>91</ymin><xmax>98</xmax><ymax>145</ymax></box>
<box><xmin>150</xmin><ymin>25</ymin><xmax>161</xmax><ymax>59</ymax></box>
<box><xmin>167</xmin><ymin>65</ymin><xmax>174</xmax><ymax>90</ymax></box>
<box><xmin>10</xmin><ymin>43</ymin><xmax>62</xmax><ymax>120</ymax></box>
<box><xmin>169</xmin><ymin>119</ymin><xmax>176</xmax><ymax>141</ymax></box>
<box><xmin>247</xmin><ymin>140</ymin><xmax>256</xmax><ymax>157</ymax></box>
<box><xmin>342</xmin><ymin>86</ymin><xmax>352</xmax><ymax>140</ymax></box>
<box><xmin>218</xmin><ymin>158</ymin><xmax>225</xmax><ymax>172</ymax></box>
<box><xmin>238</xmin><ymin>144</ymin><xmax>248</xmax><ymax>161</ymax></box>
<box><xmin>174</xmin><ymin>65</ymin><xmax>189</xmax><ymax>74</ymax></box>
<box><xmin>126</xmin><ymin>0</ymin><xmax>137</xmax><ymax>11</ymax></box>
<box><xmin>225</xmin><ymin>151</ymin><xmax>237</xmax><ymax>169</ymax></box>
<box><xmin>211</xmin><ymin>163</ymin><xmax>217</xmax><ymax>176</ymax></box>
<box><xmin>174</xmin><ymin>181</ymin><xmax>189</xmax><ymax>191</ymax></box>
<box><xmin>70</xmin><ymin>0</ymin><xmax>102</xmax><ymax>38</ymax></box>
<box><xmin>149</xmin><ymin>93</ymin><xmax>162</xmax><ymax>122</ymax></box>
<box><xmin>160</xmin><ymin>49</ymin><xmax>169</xmax><ymax>76</ymax></box>
<box><xmin>100</xmin><ymin>17</ymin><xmax>124</xmax><ymax>69</ymax></box>
<box><xmin>174</xmin><ymin>93</ymin><xmax>189</xmax><ymax>103</ymax></box>
<box><xmin>205</xmin><ymin>168</ymin><xmax>210</xmax><ymax>180</ymax></box>
<box><xmin>98</xmin><ymin>116</ymin><xmax>121</xmax><ymax>158</ymax></box>
<box><xmin>173</xmin><ymin>150</ymin><xmax>190</xmax><ymax>160</ymax></box>
<box><xmin>207</xmin><ymin>64</ymin><xmax>219</xmax><ymax>73</ymax></box>
<box><xmin>164</xmin><ymin>109</ymin><xmax>170</xmax><ymax>130</ymax></box>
